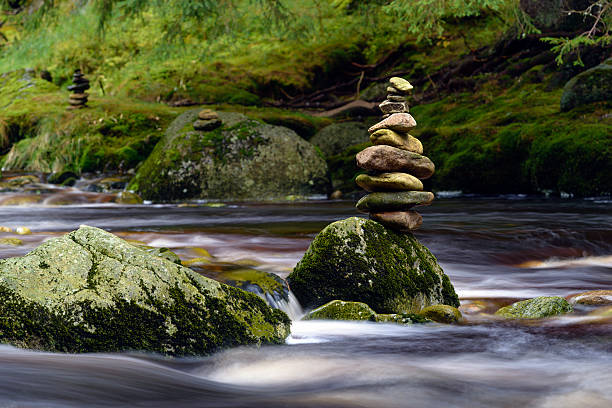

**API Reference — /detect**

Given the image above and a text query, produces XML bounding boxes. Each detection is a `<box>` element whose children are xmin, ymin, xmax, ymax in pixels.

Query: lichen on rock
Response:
<box><xmin>0</xmin><ymin>226</ymin><xmax>290</xmax><ymax>355</ymax></box>
<box><xmin>495</xmin><ymin>296</ymin><xmax>573</xmax><ymax>319</ymax></box>
<box><xmin>287</xmin><ymin>217</ymin><xmax>459</xmax><ymax>314</ymax></box>
<box><xmin>306</xmin><ymin>300</ymin><xmax>376</xmax><ymax>321</ymax></box>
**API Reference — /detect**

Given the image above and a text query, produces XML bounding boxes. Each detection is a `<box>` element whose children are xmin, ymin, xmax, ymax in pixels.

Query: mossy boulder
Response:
<box><xmin>419</xmin><ymin>304</ymin><xmax>462</xmax><ymax>324</ymax></box>
<box><xmin>129</xmin><ymin>110</ymin><xmax>329</xmax><ymax>201</ymax></box>
<box><xmin>495</xmin><ymin>296</ymin><xmax>573</xmax><ymax>319</ymax></box>
<box><xmin>0</xmin><ymin>226</ymin><xmax>290</xmax><ymax>355</ymax></box>
<box><xmin>561</xmin><ymin>58</ymin><xmax>612</xmax><ymax>112</ymax></box>
<box><xmin>374</xmin><ymin>313</ymin><xmax>432</xmax><ymax>324</ymax></box>
<box><xmin>288</xmin><ymin>217</ymin><xmax>459</xmax><ymax>314</ymax></box>
<box><xmin>310</xmin><ymin>122</ymin><xmax>369</xmax><ymax>157</ymax></box>
<box><xmin>306</xmin><ymin>300</ymin><xmax>376</xmax><ymax>321</ymax></box>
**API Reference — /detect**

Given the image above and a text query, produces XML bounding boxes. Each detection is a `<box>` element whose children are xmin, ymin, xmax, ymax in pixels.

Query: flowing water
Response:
<box><xmin>0</xmin><ymin>181</ymin><xmax>611</xmax><ymax>407</ymax></box>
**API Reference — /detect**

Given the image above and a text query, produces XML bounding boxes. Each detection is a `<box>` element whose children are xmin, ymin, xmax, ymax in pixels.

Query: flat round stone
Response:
<box><xmin>68</xmin><ymin>98</ymin><xmax>87</xmax><ymax>106</ymax></box>
<box><xmin>387</xmin><ymin>95</ymin><xmax>406</xmax><ymax>102</ymax></box>
<box><xmin>356</xmin><ymin>145</ymin><xmax>435</xmax><ymax>179</ymax></box>
<box><xmin>370</xmin><ymin>211</ymin><xmax>423</xmax><ymax>231</ymax></box>
<box><xmin>193</xmin><ymin>118</ymin><xmax>222</xmax><ymax>131</ymax></box>
<box><xmin>70</xmin><ymin>93</ymin><xmax>89</xmax><ymax>100</ymax></box>
<box><xmin>387</xmin><ymin>86</ymin><xmax>401</xmax><ymax>94</ymax></box>
<box><xmin>198</xmin><ymin>109</ymin><xmax>219</xmax><ymax>120</ymax></box>
<box><xmin>379</xmin><ymin>100</ymin><xmax>408</xmax><ymax>114</ymax></box>
<box><xmin>369</xmin><ymin>129</ymin><xmax>423</xmax><ymax>153</ymax></box>
<box><xmin>368</xmin><ymin>113</ymin><xmax>416</xmax><ymax>134</ymax></box>
<box><xmin>356</xmin><ymin>172</ymin><xmax>423</xmax><ymax>192</ymax></box>
<box><xmin>389</xmin><ymin>77</ymin><xmax>413</xmax><ymax>93</ymax></box>
<box><xmin>356</xmin><ymin>191</ymin><xmax>434</xmax><ymax>213</ymax></box>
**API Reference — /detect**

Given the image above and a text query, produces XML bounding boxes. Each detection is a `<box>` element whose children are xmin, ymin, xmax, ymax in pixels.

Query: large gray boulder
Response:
<box><xmin>310</xmin><ymin>122</ymin><xmax>369</xmax><ymax>157</ymax></box>
<box><xmin>0</xmin><ymin>226</ymin><xmax>290</xmax><ymax>355</ymax></box>
<box><xmin>129</xmin><ymin>110</ymin><xmax>329</xmax><ymax>201</ymax></box>
<box><xmin>288</xmin><ymin>217</ymin><xmax>459</xmax><ymax>313</ymax></box>
<box><xmin>561</xmin><ymin>58</ymin><xmax>612</xmax><ymax>111</ymax></box>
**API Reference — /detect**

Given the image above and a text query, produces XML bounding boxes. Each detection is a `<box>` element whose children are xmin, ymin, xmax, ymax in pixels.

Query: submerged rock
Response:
<box><xmin>567</xmin><ymin>290</ymin><xmax>612</xmax><ymax>306</ymax></box>
<box><xmin>306</xmin><ymin>300</ymin><xmax>376</xmax><ymax>321</ymax></box>
<box><xmin>129</xmin><ymin>110</ymin><xmax>329</xmax><ymax>201</ymax></box>
<box><xmin>288</xmin><ymin>217</ymin><xmax>459</xmax><ymax>314</ymax></box>
<box><xmin>0</xmin><ymin>226</ymin><xmax>290</xmax><ymax>355</ymax></box>
<box><xmin>419</xmin><ymin>304</ymin><xmax>462</xmax><ymax>324</ymax></box>
<box><xmin>495</xmin><ymin>296</ymin><xmax>573</xmax><ymax>319</ymax></box>
<box><xmin>374</xmin><ymin>313</ymin><xmax>431</xmax><ymax>324</ymax></box>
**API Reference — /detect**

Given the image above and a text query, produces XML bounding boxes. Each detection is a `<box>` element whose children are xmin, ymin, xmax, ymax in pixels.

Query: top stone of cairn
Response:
<box><xmin>389</xmin><ymin>77</ymin><xmax>413</xmax><ymax>94</ymax></box>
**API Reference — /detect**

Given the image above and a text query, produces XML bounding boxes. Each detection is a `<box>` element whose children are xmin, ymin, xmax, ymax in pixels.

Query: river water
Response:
<box><xmin>0</xmin><ymin>185</ymin><xmax>610</xmax><ymax>407</ymax></box>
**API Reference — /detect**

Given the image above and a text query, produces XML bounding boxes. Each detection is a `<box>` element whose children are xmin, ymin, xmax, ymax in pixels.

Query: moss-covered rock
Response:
<box><xmin>288</xmin><ymin>217</ymin><xmax>459</xmax><ymax>314</ymax></box>
<box><xmin>306</xmin><ymin>300</ymin><xmax>376</xmax><ymax>321</ymax></box>
<box><xmin>561</xmin><ymin>58</ymin><xmax>612</xmax><ymax>111</ymax></box>
<box><xmin>0</xmin><ymin>226</ymin><xmax>290</xmax><ymax>355</ymax></box>
<box><xmin>495</xmin><ymin>296</ymin><xmax>573</xmax><ymax>319</ymax></box>
<box><xmin>374</xmin><ymin>313</ymin><xmax>432</xmax><ymax>324</ymax></box>
<box><xmin>419</xmin><ymin>304</ymin><xmax>462</xmax><ymax>324</ymax></box>
<box><xmin>310</xmin><ymin>122</ymin><xmax>369</xmax><ymax>157</ymax></box>
<box><xmin>129</xmin><ymin>110</ymin><xmax>329</xmax><ymax>201</ymax></box>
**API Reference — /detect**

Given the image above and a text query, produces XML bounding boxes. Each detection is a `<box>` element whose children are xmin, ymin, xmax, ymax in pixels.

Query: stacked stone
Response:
<box><xmin>193</xmin><ymin>109</ymin><xmax>222</xmax><ymax>131</ymax></box>
<box><xmin>67</xmin><ymin>69</ymin><xmax>90</xmax><ymax>109</ymax></box>
<box><xmin>355</xmin><ymin>77</ymin><xmax>435</xmax><ymax>232</ymax></box>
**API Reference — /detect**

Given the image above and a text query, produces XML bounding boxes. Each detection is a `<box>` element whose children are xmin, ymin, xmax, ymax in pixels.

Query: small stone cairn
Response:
<box><xmin>355</xmin><ymin>77</ymin><xmax>435</xmax><ymax>232</ymax></box>
<box><xmin>193</xmin><ymin>109</ymin><xmax>222</xmax><ymax>131</ymax></box>
<box><xmin>67</xmin><ymin>69</ymin><xmax>90</xmax><ymax>109</ymax></box>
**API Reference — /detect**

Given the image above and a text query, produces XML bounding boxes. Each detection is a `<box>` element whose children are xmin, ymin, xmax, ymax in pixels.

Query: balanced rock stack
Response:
<box><xmin>67</xmin><ymin>69</ymin><xmax>90</xmax><ymax>109</ymax></box>
<box><xmin>193</xmin><ymin>109</ymin><xmax>222</xmax><ymax>131</ymax></box>
<box><xmin>355</xmin><ymin>77</ymin><xmax>435</xmax><ymax>231</ymax></box>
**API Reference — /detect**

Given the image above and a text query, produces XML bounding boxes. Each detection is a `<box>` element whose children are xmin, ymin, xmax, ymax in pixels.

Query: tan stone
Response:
<box><xmin>387</xmin><ymin>86</ymin><xmax>401</xmax><ymax>94</ymax></box>
<box><xmin>356</xmin><ymin>172</ymin><xmax>423</xmax><ymax>192</ymax></box>
<box><xmin>568</xmin><ymin>290</ymin><xmax>612</xmax><ymax>306</ymax></box>
<box><xmin>198</xmin><ymin>109</ymin><xmax>219</xmax><ymax>120</ymax></box>
<box><xmin>356</xmin><ymin>145</ymin><xmax>435</xmax><ymax>179</ymax></box>
<box><xmin>368</xmin><ymin>113</ymin><xmax>417</xmax><ymax>134</ymax></box>
<box><xmin>370</xmin><ymin>211</ymin><xmax>423</xmax><ymax>231</ymax></box>
<box><xmin>390</xmin><ymin>77</ymin><xmax>414</xmax><ymax>93</ymax></box>
<box><xmin>369</xmin><ymin>129</ymin><xmax>423</xmax><ymax>153</ymax></box>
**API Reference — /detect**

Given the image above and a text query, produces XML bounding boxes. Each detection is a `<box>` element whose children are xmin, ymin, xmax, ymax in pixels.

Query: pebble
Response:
<box><xmin>198</xmin><ymin>109</ymin><xmax>219</xmax><ymax>120</ymax></box>
<box><xmin>356</xmin><ymin>172</ymin><xmax>423</xmax><ymax>192</ymax></box>
<box><xmin>387</xmin><ymin>95</ymin><xmax>406</xmax><ymax>102</ymax></box>
<box><xmin>370</xmin><ymin>210</ymin><xmax>423</xmax><ymax>231</ymax></box>
<box><xmin>0</xmin><ymin>226</ymin><xmax>12</xmax><ymax>232</ymax></box>
<box><xmin>379</xmin><ymin>100</ymin><xmax>408</xmax><ymax>114</ymax></box>
<box><xmin>387</xmin><ymin>86</ymin><xmax>401</xmax><ymax>94</ymax></box>
<box><xmin>368</xmin><ymin>113</ymin><xmax>417</xmax><ymax>134</ymax></box>
<box><xmin>389</xmin><ymin>77</ymin><xmax>414</xmax><ymax>93</ymax></box>
<box><xmin>356</xmin><ymin>145</ymin><xmax>435</xmax><ymax>179</ymax></box>
<box><xmin>369</xmin><ymin>129</ymin><xmax>423</xmax><ymax>153</ymax></box>
<box><xmin>15</xmin><ymin>226</ymin><xmax>31</xmax><ymax>235</ymax></box>
<box><xmin>356</xmin><ymin>191</ymin><xmax>434</xmax><ymax>212</ymax></box>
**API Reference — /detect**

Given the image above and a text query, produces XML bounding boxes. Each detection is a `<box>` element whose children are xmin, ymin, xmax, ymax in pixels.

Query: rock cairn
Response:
<box><xmin>193</xmin><ymin>109</ymin><xmax>222</xmax><ymax>131</ymax></box>
<box><xmin>67</xmin><ymin>69</ymin><xmax>90</xmax><ymax>109</ymax></box>
<box><xmin>355</xmin><ymin>77</ymin><xmax>435</xmax><ymax>232</ymax></box>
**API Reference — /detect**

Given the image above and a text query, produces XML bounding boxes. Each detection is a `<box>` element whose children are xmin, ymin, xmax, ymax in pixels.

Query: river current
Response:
<box><xmin>0</xmin><ymin>190</ymin><xmax>610</xmax><ymax>407</ymax></box>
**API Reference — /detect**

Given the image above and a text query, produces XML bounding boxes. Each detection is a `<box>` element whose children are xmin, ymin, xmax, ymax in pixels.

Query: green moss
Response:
<box><xmin>495</xmin><ymin>296</ymin><xmax>573</xmax><ymax>319</ymax></box>
<box><xmin>288</xmin><ymin>217</ymin><xmax>459</xmax><ymax>314</ymax></box>
<box><xmin>419</xmin><ymin>304</ymin><xmax>462</xmax><ymax>324</ymax></box>
<box><xmin>306</xmin><ymin>300</ymin><xmax>376</xmax><ymax>321</ymax></box>
<box><xmin>374</xmin><ymin>313</ymin><xmax>431</xmax><ymax>324</ymax></box>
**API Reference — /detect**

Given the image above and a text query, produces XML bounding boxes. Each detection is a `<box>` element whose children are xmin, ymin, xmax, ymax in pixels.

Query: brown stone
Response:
<box><xmin>198</xmin><ymin>109</ymin><xmax>219</xmax><ymax>120</ymax></box>
<box><xmin>356</xmin><ymin>172</ymin><xmax>423</xmax><ymax>192</ymax></box>
<box><xmin>368</xmin><ymin>113</ymin><xmax>417</xmax><ymax>134</ymax></box>
<box><xmin>356</xmin><ymin>191</ymin><xmax>434</xmax><ymax>213</ymax></box>
<box><xmin>70</xmin><ymin>93</ymin><xmax>89</xmax><ymax>100</ymax></box>
<box><xmin>371</xmin><ymin>211</ymin><xmax>423</xmax><ymax>231</ymax></box>
<box><xmin>369</xmin><ymin>129</ymin><xmax>423</xmax><ymax>153</ymax></box>
<box><xmin>379</xmin><ymin>100</ymin><xmax>408</xmax><ymax>114</ymax></box>
<box><xmin>356</xmin><ymin>145</ymin><xmax>435</xmax><ymax>179</ymax></box>
<box><xmin>568</xmin><ymin>290</ymin><xmax>612</xmax><ymax>306</ymax></box>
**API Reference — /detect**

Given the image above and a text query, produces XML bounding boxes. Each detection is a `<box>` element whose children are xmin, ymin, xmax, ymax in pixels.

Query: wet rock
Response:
<box><xmin>47</xmin><ymin>171</ymin><xmax>78</xmax><ymax>185</ymax></box>
<box><xmin>0</xmin><ymin>238</ymin><xmax>23</xmax><ymax>246</ymax></box>
<box><xmin>419</xmin><ymin>305</ymin><xmax>462</xmax><ymax>324</ymax></box>
<box><xmin>370</xmin><ymin>211</ymin><xmax>423</xmax><ymax>231</ymax></box>
<box><xmin>115</xmin><ymin>191</ymin><xmax>143</xmax><ymax>205</ymax></box>
<box><xmin>129</xmin><ymin>110</ymin><xmax>329</xmax><ymax>201</ymax></box>
<box><xmin>0</xmin><ymin>195</ymin><xmax>42</xmax><ymax>206</ymax></box>
<box><xmin>368</xmin><ymin>113</ymin><xmax>417</xmax><ymax>134</ymax></box>
<box><xmin>561</xmin><ymin>58</ymin><xmax>612</xmax><ymax>111</ymax></box>
<box><xmin>567</xmin><ymin>290</ymin><xmax>612</xmax><ymax>306</ymax></box>
<box><xmin>495</xmin><ymin>296</ymin><xmax>573</xmax><ymax>319</ymax></box>
<box><xmin>369</xmin><ymin>129</ymin><xmax>423</xmax><ymax>153</ymax></box>
<box><xmin>288</xmin><ymin>217</ymin><xmax>459</xmax><ymax>314</ymax></box>
<box><xmin>306</xmin><ymin>300</ymin><xmax>376</xmax><ymax>321</ymax></box>
<box><xmin>356</xmin><ymin>146</ymin><xmax>435</xmax><ymax>179</ymax></box>
<box><xmin>356</xmin><ymin>172</ymin><xmax>423</xmax><ymax>192</ymax></box>
<box><xmin>309</xmin><ymin>122</ymin><xmax>369</xmax><ymax>157</ymax></box>
<box><xmin>374</xmin><ymin>313</ymin><xmax>431</xmax><ymax>324</ymax></box>
<box><xmin>0</xmin><ymin>226</ymin><xmax>290</xmax><ymax>354</ymax></box>
<box><xmin>356</xmin><ymin>191</ymin><xmax>434</xmax><ymax>213</ymax></box>
<box><xmin>0</xmin><ymin>226</ymin><xmax>12</xmax><ymax>233</ymax></box>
